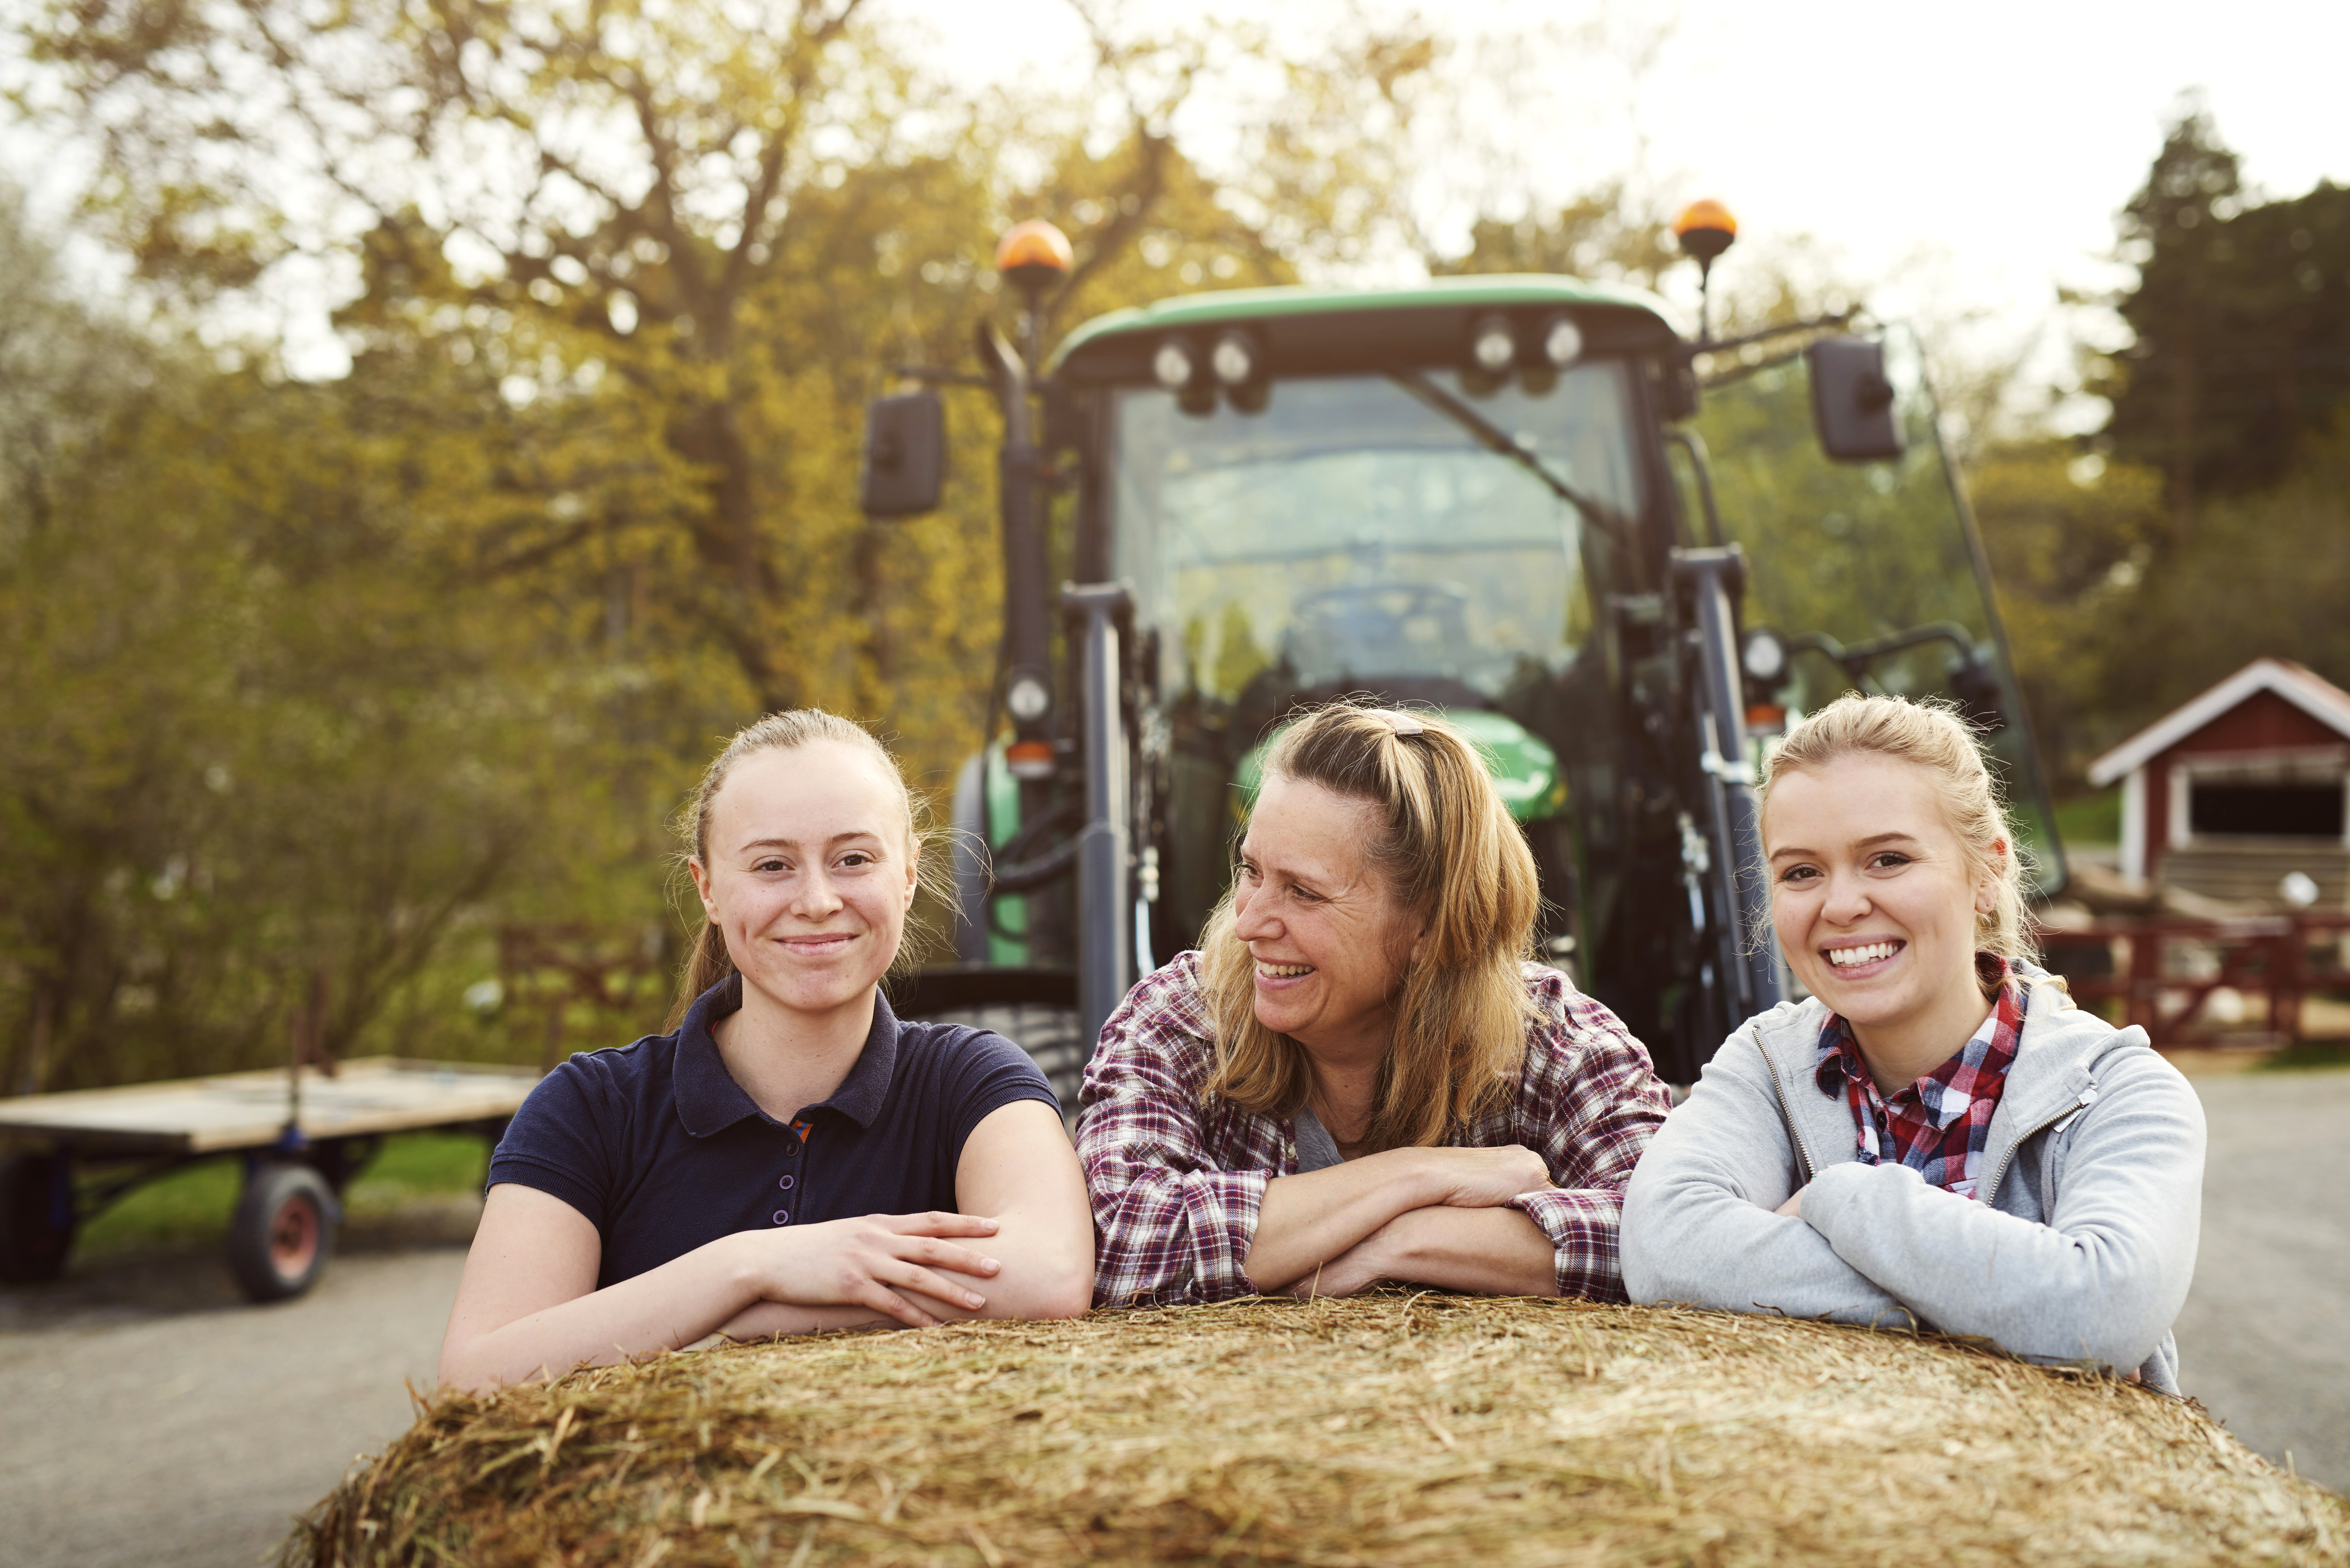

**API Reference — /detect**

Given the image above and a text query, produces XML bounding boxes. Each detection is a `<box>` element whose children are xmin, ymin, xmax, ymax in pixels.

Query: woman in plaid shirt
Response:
<box><xmin>1624</xmin><ymin>695</ymin><xmax>2205</xmax><ymax>1392</ymax></box>
<box><xmin>1077</xmin><ymin>703</ymin><xmax>1673</xmax><ymax>1308</ymax></box>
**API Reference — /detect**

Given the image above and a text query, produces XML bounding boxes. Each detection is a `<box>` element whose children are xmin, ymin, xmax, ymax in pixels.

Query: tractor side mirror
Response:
<box><xmin>1807</xmin><ymin>336</ymin><xmax>1904</xmax><ymax>462</ymax></box>
<box><xmin>1654</xmin><ymin>357</ymin><xmax>1700</xmax><ymax>423</ymax></box>
<box><xmin>860</xmin><ymin>391</ymin><xmax>945</xmax><ymax>517</ymax></box>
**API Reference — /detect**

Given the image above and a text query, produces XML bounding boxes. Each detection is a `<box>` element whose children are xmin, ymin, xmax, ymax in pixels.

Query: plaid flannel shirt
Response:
<box><xmin>1076</xmin><ymin>952</ymin><xmax>1673</xmax><ymax>1308</ymax></box>
<box><xmin>1814</xmin><ymin>953</ymin><xmax>2023</xmax><ymax>1199</ymax></box>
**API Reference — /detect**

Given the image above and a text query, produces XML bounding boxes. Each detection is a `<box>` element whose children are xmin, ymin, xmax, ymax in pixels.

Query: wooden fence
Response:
<box><xmin>2037</xmin><ymin>911</ymin><xmax>2350</xmax><ymax>1047</ymax></box>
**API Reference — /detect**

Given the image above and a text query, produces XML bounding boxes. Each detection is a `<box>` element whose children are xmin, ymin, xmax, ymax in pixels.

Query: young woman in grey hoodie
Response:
<box><xmin>1622</xmin><ymin>695</ymin><xmax>2204</xmax><ymax>1392</ymax></box>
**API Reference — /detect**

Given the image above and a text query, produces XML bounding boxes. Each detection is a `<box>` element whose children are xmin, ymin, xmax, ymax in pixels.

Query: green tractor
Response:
<box><xmin>866</xmin><ymin>207</ymin><xmax>2063</xmax><ymax>1091</ymax></box>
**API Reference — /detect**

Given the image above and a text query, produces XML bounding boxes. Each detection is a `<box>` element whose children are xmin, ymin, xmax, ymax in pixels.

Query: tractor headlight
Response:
<box><xmin>1740</xmin><ymin>627</ymin><xmax>1789</xmax><ymax>686</ymax></box>
<box><xmin>1210</xmin><ymin>331</ymin><xmax>1256</xmax><ymax>387</ymax></box>
<box><xmin>1152</xmin><ymin>338</ymin><xmax>1195</xmax><ymax>391</ymax></box>
<box><xmin>1542</xmin><ymin>315</ymin><xmax>1584</xmax><ymax>368</ymax></box>
<box><xmin>1005</xmin><ymin>673</ymin><xmax>1052</xmax><ymax>723</ymax></box>
<box><xmin>1469</xmin><ymin>315</ymin><xmax>1518</xmax><ymax>374</ymax></box>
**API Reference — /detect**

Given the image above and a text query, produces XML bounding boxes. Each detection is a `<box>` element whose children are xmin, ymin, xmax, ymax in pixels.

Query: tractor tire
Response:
<box><xmin>0</xmin><ymin>1151</ymin><xmax>76</xmax><ymax>1284</ymax></box>
<box><xmin>928</xmin><ymin>1003</ymin><xmax>1089</xmax><ymax>1131</ymax></box>
<box><xmin>226</xmin><ymin>1162</ymin><xmax>339</xmax><ymax>1303</ymax></box>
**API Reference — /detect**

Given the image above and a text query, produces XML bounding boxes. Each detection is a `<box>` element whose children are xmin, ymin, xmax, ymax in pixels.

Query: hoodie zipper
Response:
<box><xmin>1980</xmin><ymin>1082</ymin><xmax>2096</xmax><ymax>1207</ymax></box>
<box><xmin>1763</xmin><ymin>1046</ymin><xmax>1820</xmax><ymax>1185</ymax></box>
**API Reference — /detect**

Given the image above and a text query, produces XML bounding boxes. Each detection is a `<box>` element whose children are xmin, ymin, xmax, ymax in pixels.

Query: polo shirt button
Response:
<box><xmin>773</xmin><ymin>1209</ymin><xmax>790</xmax><ymax>1225</ymax></box>
<box><xmin>778</xmin><ymin>1174</ymin><xmax>794</xmax><ymax>1191</ymax></box>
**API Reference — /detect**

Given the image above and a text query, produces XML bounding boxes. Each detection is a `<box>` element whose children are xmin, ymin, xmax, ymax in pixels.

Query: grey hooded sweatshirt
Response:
<box><xmin>1622</xmin><ymin>971</ymin><xmax>2204</xmax><ymax>1394</ymax></box>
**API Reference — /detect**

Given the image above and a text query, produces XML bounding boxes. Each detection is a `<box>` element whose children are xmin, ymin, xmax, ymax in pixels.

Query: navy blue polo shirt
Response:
<box><xmin>487</xmin><ymin>976</ymin><xmax>1058</xmax><ymax>1288</ymax></box>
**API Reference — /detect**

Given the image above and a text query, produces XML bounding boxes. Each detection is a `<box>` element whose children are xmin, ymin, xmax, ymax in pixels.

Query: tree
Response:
<box><xmin>1966</xmin><ymin>445</ymin><xmax>2165</xmax><ymax>781</ymax></box>
<box><xmin>2101</xmin><ymin>105</ymin><xmax>2350</xmax><ymax>522</ymax></box>
<box><xmin>1431</xmin><ymin>181</ymin><xmax>1678</xmax><ymax>291</ymax></box>
<box><xmin>0</xmin><ymin>331</ymin><xmax>583</xmax><ymax>1091</ymax></box>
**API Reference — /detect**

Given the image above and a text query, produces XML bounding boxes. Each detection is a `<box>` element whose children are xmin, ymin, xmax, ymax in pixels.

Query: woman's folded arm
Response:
<box><xmin>1621</xmin><ymin>1033</ymin><xmax>1912</xmax><ymax>1326</ymax></box>
<box><xmin>1797</xmin><ymin>1051</ymin><xmax>2204</xmax><ymax>1371</ymax></box>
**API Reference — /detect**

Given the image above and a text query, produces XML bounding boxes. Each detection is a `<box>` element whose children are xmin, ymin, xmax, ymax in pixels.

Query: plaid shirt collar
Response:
<box><xmin>1813</xmin><ymin>953</ymin><xmax>2023</xmax><ymax>1199</ymax></box>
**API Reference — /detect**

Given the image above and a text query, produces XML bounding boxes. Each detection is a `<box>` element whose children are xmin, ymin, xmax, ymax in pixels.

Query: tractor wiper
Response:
<box><xmin>1382</xmin><ymin>366</ymin><xmax>1635</xmax><ymax>544</ymax></box>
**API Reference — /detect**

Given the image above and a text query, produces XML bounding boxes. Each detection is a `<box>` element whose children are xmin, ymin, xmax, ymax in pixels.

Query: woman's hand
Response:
<box><xmin>1286</xmin><ymin>1245</ymin><xmax>1389</xmax><ymax>1300</ymax></box>
<box><xmin>734</xmin><ymin>1211</ymin><xmax>1004</xmax><ymax>1328</ymax></box>
<box><xmin>1417</xmin><ymin>1144</ymin><xmax>1557</xmax><ymax>1208</ymax></box>
<box><xmin>1287</xmin><ymin>1205</ymin><xmax>1559</xmax><ymax>1299</ymax></box>
<box><xmin>1775</xmin><ymin>1187</ymin><xmax>1806</xmax><ymax>1219</ymax></box>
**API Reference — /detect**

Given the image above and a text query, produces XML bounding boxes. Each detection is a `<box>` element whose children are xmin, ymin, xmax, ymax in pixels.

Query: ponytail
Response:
<box><xmin>668</xmin><ymin>922</ymin><xmax>738</xmax><ymax>1029</ymax></box>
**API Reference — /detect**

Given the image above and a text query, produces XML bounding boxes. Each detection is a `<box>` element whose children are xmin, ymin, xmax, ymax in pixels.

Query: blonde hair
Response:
<box><xmin>666</xmin><ymin>710</ymin><xmax>951</xmax><ymax>1028</ymax></box>
<box><xmin>1199</xmin><ymin>702</ymin><xmax>1542</xmax><ymax>1152</ymax></box>
<box><xmin>1758</xmin><ymin>693</ymin><xmax>2036</xmax><ymax>969</ymax></box>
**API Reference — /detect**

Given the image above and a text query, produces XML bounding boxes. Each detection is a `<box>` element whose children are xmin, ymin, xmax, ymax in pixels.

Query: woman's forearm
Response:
<box><xmin>713</xmin><ymin>1301</ymin><xmax>892</xmax><ymax>1342</ymax></box>
<box><xmin>882</xmin><ymin>1207</ymin><xmax>1093</xmax><ymax>1323</ymax></box>
<box><xmin>1243</xmin><ymin>1150</ymin><xmax>1448</xmax><ymax>1292</ymax></box>
<box><xmin>1351</xmin><ymin>1204</ymin><xmax>1558</xmax><ymax>1296</ymax></box>
<box><xmin>442</xmin><ymin>1233</ymin><xmax>764</xmax><ymax>1390</ymax></box>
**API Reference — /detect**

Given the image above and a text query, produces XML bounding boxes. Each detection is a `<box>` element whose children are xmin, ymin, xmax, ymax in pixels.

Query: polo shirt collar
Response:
<box><xmin>672</xmin><ymin>974</ymin><xmax>902</xmax><ymax>1137</ymax></box>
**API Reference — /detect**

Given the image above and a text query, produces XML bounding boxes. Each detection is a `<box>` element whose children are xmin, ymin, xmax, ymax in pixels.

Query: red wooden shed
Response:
<box><xmin>2086</xmin><ymin>657</ymin><xmax>2350</xmax><ymax>905</ymax></box>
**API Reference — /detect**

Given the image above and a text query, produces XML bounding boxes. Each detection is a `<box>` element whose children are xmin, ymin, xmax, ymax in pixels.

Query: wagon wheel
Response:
<box><xmin>0</xmin><ymin>1151</ymin><xmax>76</xmax><ymax>1284</ymax></box>
<box><xmin>226</xmin><ymin>1163</ymin><xmax>339</xmax><ymax>1303</ymax></box>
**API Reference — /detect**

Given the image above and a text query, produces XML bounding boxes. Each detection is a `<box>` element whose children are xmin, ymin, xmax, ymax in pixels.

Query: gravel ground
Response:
<box><xmin>0</xmin><ymin>1205</ymin><xmax>476</xmax><ymax>1568</ymax></box>
<box><xmin>2171</xmin><ymin>1067</ymin><xmax>2350</xmax><ymax>1491</ymax></box>
<box><xmin>0</xmin><ymin>1068</ymin><xmax>2342</xmax><ymax>1568</ymax></box>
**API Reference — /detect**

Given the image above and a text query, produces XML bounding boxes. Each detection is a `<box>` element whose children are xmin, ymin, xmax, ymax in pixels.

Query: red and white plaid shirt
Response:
<box><xmin>1075</xmin><ymin>952</ymin><xmax>1673</xmax><ymax>1307</ymax></box>
<box><xmin>1814</xmin><ymin>953</ymin><xmax>2023</xmax><ymax>1199</ymax></box>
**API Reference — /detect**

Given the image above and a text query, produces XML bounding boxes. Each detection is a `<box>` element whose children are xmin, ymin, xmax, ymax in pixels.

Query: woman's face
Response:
<box><xmin>1764</xmin><ymin>751</ymin><xmax>1998</xmax><ymax>1042</ymax></box>
<box><xmin>1231</xmin><ymin>774</ymin><xmax>1424</xmax><ymax>1057</ymax></box>
<box><xmin>688</xmin><ymin>740</ymin><xmax>919</xmax><ymax>1022</ymax></box>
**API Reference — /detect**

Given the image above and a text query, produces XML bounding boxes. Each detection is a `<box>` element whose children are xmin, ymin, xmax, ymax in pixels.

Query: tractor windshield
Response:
<box><xmin>1108</xmin><ymin>364</ymin><xmax>1643</xmax><ymax>706</ymax></box>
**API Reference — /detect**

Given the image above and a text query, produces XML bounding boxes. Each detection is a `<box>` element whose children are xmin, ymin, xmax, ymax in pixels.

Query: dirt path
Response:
<box><xmin>2</xmin><ymin>1068</ymin><xmax>2342</xmax><ymax>1568</ymax></box>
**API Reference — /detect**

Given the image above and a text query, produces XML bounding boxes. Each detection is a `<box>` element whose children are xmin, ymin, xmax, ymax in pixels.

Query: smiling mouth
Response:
<box><xmin>1825</xmin><ymin>940</ymin><xmax>1903</xmax><ymax>969</ymax></box>
<box><xmin>1256</xmin><ymin>962</ymin><xmax>1313</xmax><ymax>978</ymax></box>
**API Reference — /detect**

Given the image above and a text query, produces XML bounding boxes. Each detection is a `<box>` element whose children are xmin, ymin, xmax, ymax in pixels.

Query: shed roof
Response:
<box><xmin>2086</xmin><ymin>658</ymin><xmax>2350</xmax><ymax>787</ymax></box>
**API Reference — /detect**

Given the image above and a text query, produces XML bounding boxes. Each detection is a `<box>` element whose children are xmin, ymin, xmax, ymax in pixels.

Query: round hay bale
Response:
<box><xmin>288</xmin><ymin>1297</ymin><xmax>2348</xmax><ymax>1566</ymax></box>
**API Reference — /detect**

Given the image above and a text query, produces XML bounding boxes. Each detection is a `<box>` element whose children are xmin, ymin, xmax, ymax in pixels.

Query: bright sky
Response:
<box><xmin>8</xmin><ymin>0</ymin><xmax>2341</xmax><ymax>423</ymax></box>
<box><xmin>877</xmin><ymin>0</ymin><xmax>2350</xmax><ymax>428</ymax></box>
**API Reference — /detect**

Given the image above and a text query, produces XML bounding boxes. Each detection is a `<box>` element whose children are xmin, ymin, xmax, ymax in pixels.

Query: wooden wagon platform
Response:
<box><xmin>0</xmin><ymin>1056</ymin><xmax>540</xmax><ymax>1300</ymax></box>
<box><xmin>0</xmin><ymin>1056</ymin><xmax>543</xmax><ymax>1156</ymax></box>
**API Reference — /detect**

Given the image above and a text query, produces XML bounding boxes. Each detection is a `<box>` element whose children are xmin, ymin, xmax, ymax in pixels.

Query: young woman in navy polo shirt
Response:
<box><xmin>439</xmin><ymin>711</ymin><xmax>1093</xmax><ymax>1390</ymax></box>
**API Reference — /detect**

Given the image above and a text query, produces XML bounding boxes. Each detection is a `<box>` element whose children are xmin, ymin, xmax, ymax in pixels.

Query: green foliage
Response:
<box><xmin>2108</xmin><ymin>416</ymin><xmax>2350</xmax><ymax>711</ymax></box>
<box><xmin>2100</xmin><ymin>106</ymin><xmax>2350</xmax><ymax>506</ymax></box>
<box><xmin>1972</xmin><ymin>110</ymin><xmax>2350</xmax><ymax>794</ymax></box>
<box><xmin>2052</xmin><ymin>789</ymin><xmax>2123</xmax><ymax>847</ymax></box>
<box><xmin>0</xmin><ymin>4</ymin><xmax>1456</xmax><ymax>1089</ymax></box>
<box><xmin>1967</xmin><ymin>444</ymin><xmax>2165</xmax><ymax>779</ymax></box>
<box><xmin>1433</xmin><ymin>182</ymin><xmax>1678</xmax><ymax>291</ymax></box>
<box><xmin>346</xmin><ymin>1133</ymin><xmax>495</xmax><ymax>1214</ymax></box>
<box><xmin>75</xmin><ymin>1159</ymin><xmax>243</xmax><ymax>1256</ymax></box>
<box><xmin>75</xmin><ymin>1133</ymin><xmax>491</xmax><ymax>1255</ymax></box>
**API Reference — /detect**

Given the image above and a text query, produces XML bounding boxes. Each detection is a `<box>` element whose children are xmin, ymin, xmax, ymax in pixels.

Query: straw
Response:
<box><xmin>285</xmin><ymin>1295</ymin><xmax>2349</xmax><ymax>1566</ymax></box>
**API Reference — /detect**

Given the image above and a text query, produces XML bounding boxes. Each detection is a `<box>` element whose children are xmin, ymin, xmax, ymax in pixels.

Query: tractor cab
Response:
<box><xmin>867</xmin><ymin>221</ymin><xmax>2061</xmax><ymax>1085</ymax></box>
